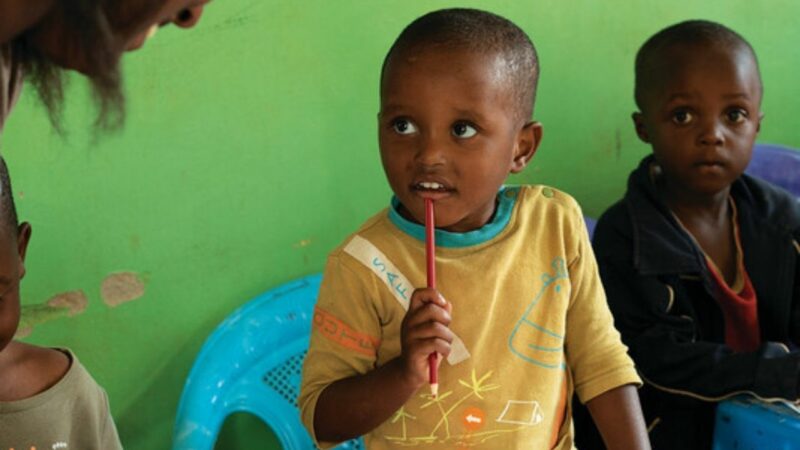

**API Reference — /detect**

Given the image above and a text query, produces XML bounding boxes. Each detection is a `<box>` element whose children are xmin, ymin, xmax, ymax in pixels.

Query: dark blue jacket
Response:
<box><xmin>587</xmin><ymin>156</ymin><xmax>800</xmax><ymax>449</ymax></box>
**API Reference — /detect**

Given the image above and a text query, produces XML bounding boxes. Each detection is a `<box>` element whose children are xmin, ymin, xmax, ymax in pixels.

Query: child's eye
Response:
<box><xmin>391</xmin><ymin>118</ymin><xmax>418</xmax><ymax>135</ymax></box>
<box><xmin>671</xmin><ymin>110</ymin><xmax>693</xmax><ymax>125</ymax></box>
<box><xmin>726</xmin><ymin>108</ymin><xmax>748</xmax><ymax>124</ymax></box>
<box><xmin>452</xmin><ymin>122</ymin><xmax>477</xmax><ymax>138</ymax></box>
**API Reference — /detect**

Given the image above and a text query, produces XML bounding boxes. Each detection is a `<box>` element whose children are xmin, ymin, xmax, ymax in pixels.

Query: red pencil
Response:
<box><xmin>424</xmin><ymin>198</ymin><xmax>438</xmax><ymax>397</ymax></box>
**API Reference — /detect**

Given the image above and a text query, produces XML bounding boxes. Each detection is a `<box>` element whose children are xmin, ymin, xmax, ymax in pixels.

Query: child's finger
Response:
<box><xmin>400</xmin><ymin>337</ymin><xmax>451</xmax><ymax>384</ymax></box>
<box><xmin>404</xmin><ymin>302</ymin><xmax>452</xmax><ymax>329</ymax></box>
<box><xmin>428</xmin><ymin>338</ymin><xmax>452</xmax><ymax>360</ymax></box>
<box><xmin>409</xmin><ymin>288</ymin><xmax>448</xmax><ymax>310</ymax></box>
<box><xmin>409</xmin><ymin>336</ymin><xmax>452</xmax><ymax>362</ymax></box>
<box><xmin>410</xmin><ymin>319</ymin><xmax>454</xmax><ymax>338</ymax></box>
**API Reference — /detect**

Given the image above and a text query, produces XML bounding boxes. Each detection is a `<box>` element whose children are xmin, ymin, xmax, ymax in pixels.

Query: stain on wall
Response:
<box><xmin>48</xmin><ymin>289</ymin><xmax>89</xmax><ymax>315</ymax></box>
<box><xmin>16</xmin><ymin>290</ymin><xmax>88</xmax><ymax>338</ymax></box>
<box><xmin>101</xmin><ymin>272</ymin><xmax>146</xmax><ymax>307</ymax></box>
<box><xmin>293</xmin><ymin>238</ymin><xmax>312</xmax><ymax>248</ymax></box>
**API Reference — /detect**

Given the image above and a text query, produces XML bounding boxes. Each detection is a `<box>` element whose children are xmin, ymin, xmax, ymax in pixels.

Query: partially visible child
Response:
<box><xmin>299</xmin><ymin>8</ymin><xmax>650</xmax><ymax>449</ymax></box>
<box><xmin>0</xmin><ymin>156</ymin><xmax>123</xmax><ymax>449</ymax></box>
<box><xmin>590</xmin><ymin>20</ymin><xmax>800</xmax><ymax>450</ymax></box>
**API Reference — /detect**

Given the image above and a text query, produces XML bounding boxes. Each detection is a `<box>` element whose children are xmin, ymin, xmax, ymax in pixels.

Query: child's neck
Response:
<box><xmin>659</xmin><ymin>180</ymin><xmax>731</xmax><ymax>225</ymax></box>
<box><xmin>659</xmin><ymin>181</ymin><xmax>739</xmax><ymax>284</ymax></box>
<box><xmin>0</xmin><ymin>341</ymin><xmax>71</xmax><ymax>402</ymax></box>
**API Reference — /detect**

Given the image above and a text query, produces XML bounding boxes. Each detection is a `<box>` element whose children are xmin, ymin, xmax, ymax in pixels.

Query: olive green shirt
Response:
<box><xmin>0</xmin><ymin>349</ymin><xmax>123</xmax><ymax>450</ymax></box>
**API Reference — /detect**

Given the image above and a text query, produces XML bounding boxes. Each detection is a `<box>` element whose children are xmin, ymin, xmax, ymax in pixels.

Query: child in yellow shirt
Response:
<box><xmin>300</xmin><ymin>8</ymin><xmax>650</xmax><ymax>449</ymax></box>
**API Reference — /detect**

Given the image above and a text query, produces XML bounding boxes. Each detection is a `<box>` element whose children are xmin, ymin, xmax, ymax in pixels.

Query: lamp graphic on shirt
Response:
<box><xmin>508</xmin><ymin>257</ymin><xmax>567</xmax><ymax>369</ymax></box>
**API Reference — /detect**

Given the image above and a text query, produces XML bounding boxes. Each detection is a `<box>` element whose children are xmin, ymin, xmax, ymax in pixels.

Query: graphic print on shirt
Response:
<box><xmin>313</xmin><ymin>306</ymin><xmax>381</xmax><ymax>357</ymax></box>
<box><xmin>344</xmin><ymin>235</ymin><xmax>471</xmax><ymax>364</ymax></box>
<box><xmin>496</xmin><ymin>400</ymin><xmax>544</xmax><ymax>426</ymax></box>
<box><xmin>508</xmin><ymin>257</ymin><xmax>568</xmax><ymax>369</ymax></box>
<box><xmin>383</xmin><ymin>368</ymin><xmax>543</xmax><ymax>447</ymax></box>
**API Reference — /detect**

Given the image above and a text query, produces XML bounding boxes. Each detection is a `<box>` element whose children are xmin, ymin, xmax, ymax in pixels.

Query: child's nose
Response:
<box><xmin>415</xmin><ymin>135</ymin><xmax>447</xmax><ymax>166</ymax></box>
<box><xmin>698</xmin><ymin>119</ymin><xmax>725</xmax><ymax>146</ymax></box>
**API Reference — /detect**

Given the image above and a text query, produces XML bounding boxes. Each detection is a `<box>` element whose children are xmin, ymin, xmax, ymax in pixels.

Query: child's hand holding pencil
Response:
<box><xmin>398</xmin><ymin>287</ymin><xmax>453</xmax><ymax>391</ymax></box>
<box><xmin>398</xmin><ymin>198</ymin><xmax>451</xmax><ymax>395</ymax></box>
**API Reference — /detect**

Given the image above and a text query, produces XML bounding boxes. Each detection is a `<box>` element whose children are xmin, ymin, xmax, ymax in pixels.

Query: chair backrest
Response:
<box><xmin>172</xmin><ymin>274</ymin><xmax>363</xmax><ymax>450</ymax></box>
<box><xmin>746</xmin><ymin>143</ymin><xmax>800</xmax><ymax>197</ymax></box>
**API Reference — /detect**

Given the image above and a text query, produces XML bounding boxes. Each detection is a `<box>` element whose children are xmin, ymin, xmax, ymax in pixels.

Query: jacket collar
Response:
<box><xmin>624</xmin><ymin>155</ymin><xmax>756</xmax><ymax>276</ymax></box>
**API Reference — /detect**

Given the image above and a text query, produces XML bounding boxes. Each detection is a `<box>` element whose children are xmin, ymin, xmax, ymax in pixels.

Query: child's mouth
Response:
<box><xmin>695</xmin><ymin>161</ymin><xmax>726</xmax><ymax>170</ymax></box>
<box><xmin>412</xmin><ymin>181</ymin><xmax>454</xmax><ymax>199</ymax></box>
<box><xmin>416</xmin><ymin>181</ymin><xmax>448</xmax><ymax>191</ymax></box>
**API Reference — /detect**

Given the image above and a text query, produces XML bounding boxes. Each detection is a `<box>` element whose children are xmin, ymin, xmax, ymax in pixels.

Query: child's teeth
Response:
<box><xmin>421</xmin><ymin>182</ymin><xmax>443</xmax><ymax>189</ymax></box>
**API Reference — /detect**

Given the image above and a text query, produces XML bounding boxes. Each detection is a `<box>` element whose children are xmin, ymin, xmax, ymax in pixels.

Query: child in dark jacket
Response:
<box><xmin>589</xmin><ymin>19</ymin><xmax>800</xmax><ymax>450</ymax></box>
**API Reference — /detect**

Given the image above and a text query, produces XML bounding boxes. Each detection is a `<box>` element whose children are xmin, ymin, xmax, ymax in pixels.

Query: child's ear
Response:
<box><xmin>632</xmin><ymin>112</ymin><xmax>650</xmax><ymax>143</ymax></box>
<box><xmin>757</xmin><ymin>111</ymin><xmax>765</xmax><ymax>133</ymax></box>
<box><xmin>17</xmin><ymin>222</ymin><xmax>31</xmax><ymax>279</ymax></box>
<box><xmin>510</xmin><ymin>121</ymin><xmax>543</xmax><ymax>174</ymax></box>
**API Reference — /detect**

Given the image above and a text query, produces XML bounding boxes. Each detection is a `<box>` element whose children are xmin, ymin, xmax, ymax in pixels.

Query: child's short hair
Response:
<box><xmin>0</xmin><ymin>156</ymin><xmax>19</xmax><ymax>234</ymax></box>
<box><xmin>634</xmin><ymin>19</ymin><xmax>761</xmax><ymax>110</ymax></box>
<box><xmin>380</xmin><ymin>8</ymin><xmax>539</xmax><ymax>121</ymax></box>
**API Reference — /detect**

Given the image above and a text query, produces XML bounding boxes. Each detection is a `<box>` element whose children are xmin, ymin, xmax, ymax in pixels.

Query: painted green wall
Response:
<box><xmin>2</xmin><ymin>1</ymin><xmax>798</xmax><ymax>448</ymax></box>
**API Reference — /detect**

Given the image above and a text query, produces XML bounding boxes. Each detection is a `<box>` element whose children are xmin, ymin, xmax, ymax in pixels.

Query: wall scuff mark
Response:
<box><xmin>102</xmin><ymin>272</ymin><xmax>146</xmax><ymax>307</ymax></box>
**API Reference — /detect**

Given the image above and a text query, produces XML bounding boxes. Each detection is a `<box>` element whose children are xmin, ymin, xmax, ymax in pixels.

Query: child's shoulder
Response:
<box><xmin>0</xmin><ymin>342</ymin><xmax>70</xmax><ymax>402</ymax></box>
<box><xmin>326</xmin><ymin>207</ymin><xmax>393</xmax><ymax>257</ymax></box>
<box><xmin>513</xmin><ymin>184</ymin><xmax>585</xmax><ymax>219</ymax></box>
<box><xmin>737</xmin><ymin>174</ymin><xmax>800</xmax><ymax>228</ymax></box>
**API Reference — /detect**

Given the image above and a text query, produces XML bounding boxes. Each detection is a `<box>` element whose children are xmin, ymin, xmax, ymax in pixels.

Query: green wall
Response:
<box><xmin>2</xmin><ymin>1</ymin><xmax>799</xmax><ymax>448</ymax></box>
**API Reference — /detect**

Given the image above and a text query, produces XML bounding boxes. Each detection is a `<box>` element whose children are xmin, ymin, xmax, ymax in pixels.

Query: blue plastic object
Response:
<box><xmin>746</xmin><ymin>143</ymin><xmax>800</xmax><ymax>197</ymax></box>
<box><xmin>172</xmin><ymin>274</ymin><xmax>364</xmax><ymax>450</ymax></box>
<box><xmin>713</xmin><ymin>396</ymin><xmax>800</xmax><ymax>449</ymax></box>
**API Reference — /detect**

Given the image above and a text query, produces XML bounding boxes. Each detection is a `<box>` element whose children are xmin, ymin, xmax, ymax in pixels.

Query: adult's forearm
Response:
<box><xmin>314</xmin><ymin>357</ymin><xmax>421</xmax><ymax>443</ymax></box>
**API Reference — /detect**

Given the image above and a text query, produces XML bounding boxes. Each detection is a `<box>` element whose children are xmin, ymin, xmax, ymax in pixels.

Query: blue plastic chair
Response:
<box><xmin>746</xmin><ymin>143</ymin><xmax>800</xmax><ymax>197</ymax></box>
<box><xmin>172</xmin><ymin>274</ymin><xmax>364</xmax><ymax>450</ymax></box>
<box><xmin>713</xmin><ymin>396</ymin><xmax>800</xmax><ymax>449</ymax></box>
